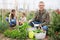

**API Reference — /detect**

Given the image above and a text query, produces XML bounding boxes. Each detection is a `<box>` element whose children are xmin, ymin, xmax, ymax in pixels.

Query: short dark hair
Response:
<box><xmin>39</xmin><ymin>1</ymin><xmax>44</xmax><ymax>3</ymax></box>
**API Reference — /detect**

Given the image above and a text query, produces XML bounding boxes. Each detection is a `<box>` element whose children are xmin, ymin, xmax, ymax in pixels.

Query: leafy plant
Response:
<box><xmin>17</xmin><ymin>22</ymin><xmax>30</xmax><ymax>39</ymax></box>
<box><xmin>33</xmin><ymin>29</ymin><xmax>43</xmax><ymax>33</ymax></box>
<box><xmin>4</xmin><ymin>29</ymin><xmax>20</xmax><ymax>39</ymax></box>
<box><xmin>10</xmin><ymin>29</ymin><xmax>20</xmax><ymax>39</ymax></box>
<box><xmin>0</xmin><ymin>21</ymin><xmax>9</xmax><ymax>33</ymax></box>
<box><xmin>4</xmin><ymin>30</ymin><xmax>11</xmax><ymax>37</ymax></box>
<box><xmin>0</xmin><ymin>14</ymin><xmax>9</xmax><ymax>33</ymax></box>
<box><xmin>5</xmin><ymin>12</ymin><xmax>10</xmax><ymax>17</ymax></box>
<box><xmin>4</xmin><ymin>22</ymin><xmax>31</xmax><ymax>40</ymax></box>
<box><xmin>48</xmin><ymin>11</ymin><xmax>60</xmax><ymax>40</ymax></box>
<box><xmin>27</xmin><ymin>11</ymin><xmax>34</xmax><ymax>21</ymax></box>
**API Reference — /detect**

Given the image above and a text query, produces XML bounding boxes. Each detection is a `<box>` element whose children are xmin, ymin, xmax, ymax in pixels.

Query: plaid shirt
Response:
<box><xmin>34</xmin><ymin>9</ymin><xmax>50</xmax><ymax>25</ymax></box>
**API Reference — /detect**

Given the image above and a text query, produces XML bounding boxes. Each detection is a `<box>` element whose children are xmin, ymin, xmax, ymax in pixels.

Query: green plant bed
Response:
<box><xmin>4</xmin><ymin>22</ymin><xmax>31</xmax><ymax>40</ymax></box>
<box><xmin>10</xmin><ymin>29</ymin><xmax>20</xmax><ymax>39</ymax></box>
<box><xmin>4</xmin><ymin>30</ymin><xmax>11</xmax><ymax>37</ymax></box>
<box><xmin>0</xmin><ymin>14</ymin><xmax>9</xmax><ymax>33</ymax></box>
<box><xmin>0</xmin><ymin>21</ymin><xmax>9</xmax><ymax>33</ymax></box>
<box><xmin>17</xmin><ymin>22</ymin><xmax>31</xmax><ymax>39</ymax></box>
<box><xmin>48</xmin><ymin>11</ymin><xmax>60</xmax><ymax>40</ymax></box>
<box><xmin>4</xmin><ymin>29</ymin><xmax>20</xmax><ymax>39</ymax></box>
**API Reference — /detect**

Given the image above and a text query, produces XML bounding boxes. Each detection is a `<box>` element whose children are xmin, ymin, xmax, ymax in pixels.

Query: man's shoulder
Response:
<box><xmin>43</xmin><ymin>9</ymin><xmax>48</xmax><ymax>12</ymax></box>
<box><xmin>44</xmin><ymin>9</ymin><xmax>49</xmax><ymax>14</ymax></box>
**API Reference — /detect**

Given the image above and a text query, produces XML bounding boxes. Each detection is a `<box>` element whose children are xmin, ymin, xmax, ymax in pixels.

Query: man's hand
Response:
<box><xmin>28</xmin><ymin>19</ymin><xmax>33</xmax><ymax>23</ymax></box>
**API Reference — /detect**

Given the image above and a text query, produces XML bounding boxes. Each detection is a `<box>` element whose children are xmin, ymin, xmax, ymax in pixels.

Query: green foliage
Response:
<box><xmin>4</xmin><ymin>22</ymin><xmax>31</xmax><ymax>40</ymax></box>
<box><xmin>51</xmin><ymin>11</ymin><xmax>60</xmax><ymax>32</ymax></box>
<box><xmin>4</xmin><ymin>30</ymin><xmax>11</xmax><ymax>37</ymax></box>
<box><xmin>0</xmin><ymin>11</ymin><xmax>9</xmax><ymax>33</ymax></box>
<box><xmin>48</xmin><ymin>11</ymin><xmax>60</xmax><ymax>40</ymax></box>
<box><xmin>5</xmin><ymin>12</ymin><xmax>10</xmax><ymax>17</ymax></box>
<box><xmin>0</xmin><ymin>20</ymin><xmax>9</xmax><ymax>33</ymax></box>
<box><xmin>27</xmin><ymin>11</ymin><xmax>34</xmax><ymax>20</ymax></box>
<box><xmin>17</xmin><ymin>22</ymin><xmax>31</xmax><ymax>39</ymax></box>
<box><xmin>33</xmin><ymin>29</ymin><xmax>43</xmax><ymax>33</ymax></box>
<box><xmin>4</xmin><ymin>29</ymin><xmax>20</xmax><ymax>39</ymax></box>
<box><xmin>10</xmin><ymin>29</ymin><xmax>20</xmax><ymax>39</ymax></box>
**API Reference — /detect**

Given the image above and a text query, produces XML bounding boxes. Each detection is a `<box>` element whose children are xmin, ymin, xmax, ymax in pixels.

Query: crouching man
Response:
<box><xmin>29</xmin><ymin>1</ymin><xmax>50</xmax><ymax>34</ymax></box>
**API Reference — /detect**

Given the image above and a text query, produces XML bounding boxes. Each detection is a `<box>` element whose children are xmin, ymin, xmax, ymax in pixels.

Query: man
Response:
<box><xmin>30</xmin><ymin>1</ymin><xmax>50</xmax><ymax>31</ymax></box>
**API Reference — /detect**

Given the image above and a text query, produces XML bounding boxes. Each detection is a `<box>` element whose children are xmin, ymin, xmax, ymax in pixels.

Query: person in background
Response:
<box><xmin>19</xmin><ymin>12</ymin><xmax>27</xmax><ymax>25</ymax></box>
<box><xmin>29</xmin><ymin>1</ymin><xmax>50</xmax><ymax>36</ymax></box>
<box><xmin>6</xmin><ymin>9</ymin><xmax>17</xmax><ymax>27</ymax></box>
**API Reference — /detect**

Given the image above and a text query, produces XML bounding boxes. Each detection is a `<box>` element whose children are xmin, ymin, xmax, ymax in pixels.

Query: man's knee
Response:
<box><xmin>42</xmin><ymin>26</ymin><xmax>48</xmax><ymax>31</ymax></box>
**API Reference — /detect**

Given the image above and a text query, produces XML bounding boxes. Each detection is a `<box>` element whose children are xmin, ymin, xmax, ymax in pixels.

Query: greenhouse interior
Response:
<box><xmin>0</xmin><ymin>0</ymin><xmax>60</xmax><ymax>40</ymax></box>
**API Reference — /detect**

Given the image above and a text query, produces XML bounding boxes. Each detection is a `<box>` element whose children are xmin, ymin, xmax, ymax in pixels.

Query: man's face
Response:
<box><xmin>39</xmin><ymin>2</ymin><xmax>45</xmax><ymax>10</ymax></box>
